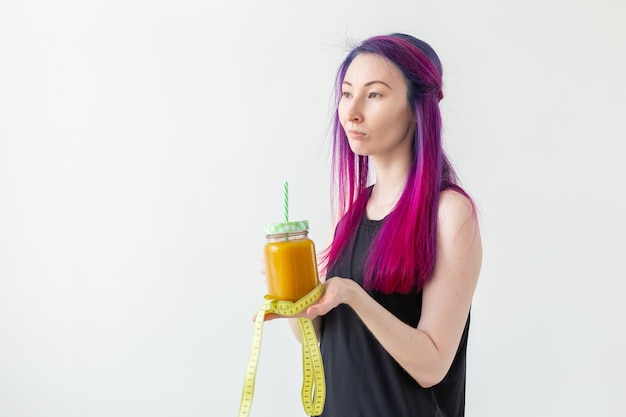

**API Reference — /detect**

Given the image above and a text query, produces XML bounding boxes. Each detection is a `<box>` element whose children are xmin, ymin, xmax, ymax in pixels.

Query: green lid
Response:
<box><xmin>264</xmin><ymin>220</ymin><xmax>309</xmax><ymax>235</ymax></box>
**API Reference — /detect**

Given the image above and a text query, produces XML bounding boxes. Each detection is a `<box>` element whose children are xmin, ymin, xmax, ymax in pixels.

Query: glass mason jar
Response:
<box><xmin>264</xmin><ymin>220</ymin><xmax>319</xmax><ymax>302</ymax></box>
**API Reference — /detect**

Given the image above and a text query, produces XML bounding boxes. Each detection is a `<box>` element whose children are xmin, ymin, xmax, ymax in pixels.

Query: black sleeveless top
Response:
<box><xmin>319</xmin><ymin>216</ymin><xmax>470</xmax><ymax>417</ymax></box>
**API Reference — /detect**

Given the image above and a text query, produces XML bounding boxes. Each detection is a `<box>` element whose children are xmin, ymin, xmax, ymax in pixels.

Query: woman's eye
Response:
<box><xmin>368</xmin><ymin>92</ymin><xmax>382</xmax><ymax>98</ymax></box>
<box><xmin>342</xmin><ymin>91</ymin><xmax>352</xmax><ymax>98</ymax></box>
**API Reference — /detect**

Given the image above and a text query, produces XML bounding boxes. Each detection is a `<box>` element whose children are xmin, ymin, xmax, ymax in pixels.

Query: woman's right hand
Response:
<box><xmin>259</xmin><ymin>255</ymin><xmax>267</xmax><ymax>285</ymax></box>
<box><xmin>257</xmin><ymin>255</ymin><xmax>285</xmax><ymax>321</ymax></box>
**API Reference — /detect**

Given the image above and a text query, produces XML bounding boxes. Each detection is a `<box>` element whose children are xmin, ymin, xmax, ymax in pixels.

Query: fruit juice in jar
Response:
<box><xmin>264</xmin><ymin>220</ymin><xmax>319</xmax><ymax>302</ymax></box>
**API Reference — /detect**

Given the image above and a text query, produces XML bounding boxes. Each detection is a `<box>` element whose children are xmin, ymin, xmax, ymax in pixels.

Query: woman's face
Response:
<box><xmin>338</xmin><ymin>53</ymin><xmax>415</xmax><ymax>160</ymax></box>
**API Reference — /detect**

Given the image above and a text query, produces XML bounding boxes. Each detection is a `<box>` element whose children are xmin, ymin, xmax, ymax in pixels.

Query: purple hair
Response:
<box><xmin>323</xmin><ymin>34</ymin><xmax>468</xmax><ymax>294</ymax></box>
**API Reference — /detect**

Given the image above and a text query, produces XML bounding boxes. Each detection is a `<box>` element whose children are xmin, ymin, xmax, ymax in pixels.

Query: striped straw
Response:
<box><xmin>283</xmin><ymin>181</ymin><xmax>289</xmax><ymax>223</ymax></box>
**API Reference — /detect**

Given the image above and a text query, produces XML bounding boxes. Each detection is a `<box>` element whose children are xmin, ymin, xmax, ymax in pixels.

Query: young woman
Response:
<box><xmin>277</xmin><ymin>33</ymin><xmax>482</xmax><ymax>416</ymax></box>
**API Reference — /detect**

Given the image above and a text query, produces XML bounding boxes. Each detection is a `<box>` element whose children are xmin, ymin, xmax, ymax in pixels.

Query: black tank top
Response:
<box><xmin>319</xmin><ymin>216</ymin><xmax>470</xmax><ymax>417</ymax></box>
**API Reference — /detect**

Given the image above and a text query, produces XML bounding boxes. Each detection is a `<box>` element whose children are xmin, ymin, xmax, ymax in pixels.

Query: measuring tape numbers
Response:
<box><xmin>238</xmin><ymin>283</ymin><xmax>326</xmax><ymax>417</ymax></box>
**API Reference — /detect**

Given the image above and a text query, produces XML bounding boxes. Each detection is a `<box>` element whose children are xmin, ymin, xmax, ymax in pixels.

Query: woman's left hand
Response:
<box><xmin>305</xmin><ymin>277</ymin><xmax>358</xmax><ymax>319</ymax></box>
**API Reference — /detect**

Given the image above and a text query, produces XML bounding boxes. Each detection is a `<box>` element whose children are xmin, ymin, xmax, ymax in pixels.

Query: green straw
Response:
<box><xmin>283</xmin><ymin>181</ymin><xmax>289</xmax><ymax>223</ymax></box>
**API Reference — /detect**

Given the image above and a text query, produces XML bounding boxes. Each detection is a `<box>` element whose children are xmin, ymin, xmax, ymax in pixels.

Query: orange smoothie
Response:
<box><xmin>264</xmin><ymin>235</ymin><xmax>319</xmax><ymax>302</ymax></box>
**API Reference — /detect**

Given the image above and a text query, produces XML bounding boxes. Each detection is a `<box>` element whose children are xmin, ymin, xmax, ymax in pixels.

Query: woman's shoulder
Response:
<box><xmin>437</xmin><ymin>189</ymin><xmax>479</xmax><ymax>238</ymax></box>
<box><xmin>438</xmin><ymin>188</ymin><xmax>474</xmax><ymax>215</ymax></box>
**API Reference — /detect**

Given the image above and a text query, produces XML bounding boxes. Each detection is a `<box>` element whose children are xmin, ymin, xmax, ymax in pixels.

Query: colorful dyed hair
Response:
<box><xmin>323</xmin><ymin>33</ymin><xmax>468</xmax><ymax>294</ymax></box>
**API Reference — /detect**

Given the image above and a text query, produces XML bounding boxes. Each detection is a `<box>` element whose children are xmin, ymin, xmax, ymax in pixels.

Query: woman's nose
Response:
<box><xmin>346</xmin><ymin>99</ymin><xmax>363</xmax><ymax>123</ymax></box>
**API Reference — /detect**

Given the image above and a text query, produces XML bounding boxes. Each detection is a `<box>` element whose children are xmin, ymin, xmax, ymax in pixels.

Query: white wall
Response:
<box><xmin>1</xmin><ymin>1</ymin><xmax>625</xmax><ymax>416</ymax></box>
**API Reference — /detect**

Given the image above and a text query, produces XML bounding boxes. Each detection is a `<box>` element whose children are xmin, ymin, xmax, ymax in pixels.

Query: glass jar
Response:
<box><xmin>264</xmin><ymin>220</ymin><xmax>319</xmax><ymax>302</ymax></box>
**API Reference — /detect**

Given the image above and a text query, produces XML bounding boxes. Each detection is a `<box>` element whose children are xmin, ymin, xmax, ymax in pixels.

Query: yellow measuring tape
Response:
<box><xmin>238</xmin><ymin>283</ymin><xmax>326</xmax><ymax>417</ymax></box>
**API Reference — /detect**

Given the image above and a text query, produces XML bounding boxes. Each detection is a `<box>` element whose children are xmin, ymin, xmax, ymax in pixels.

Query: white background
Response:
<box><xmin>1</xmin><ymin>1</ymin><xmax>625</xmax><ymax>416</ymax></box>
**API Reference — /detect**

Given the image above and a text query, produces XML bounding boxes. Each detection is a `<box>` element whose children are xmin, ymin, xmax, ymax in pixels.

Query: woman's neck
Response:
<box><xmin>366</xmin><ymin>157</ymin><xmax>411</xmax><ymax>220</ymax></box>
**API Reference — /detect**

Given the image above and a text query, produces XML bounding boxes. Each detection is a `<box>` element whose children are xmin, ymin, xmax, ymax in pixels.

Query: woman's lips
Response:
<box><xmin>347</xmin><ymin>129</ymin><xmax>366</xmax><ymax>138</ymax></box>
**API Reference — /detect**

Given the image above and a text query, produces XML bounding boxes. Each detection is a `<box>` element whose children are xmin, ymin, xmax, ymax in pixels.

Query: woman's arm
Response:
<box><xmin>306</xmin><ymin>190</ymin><xmax>482</xmax><ymax>388</ymax></box>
